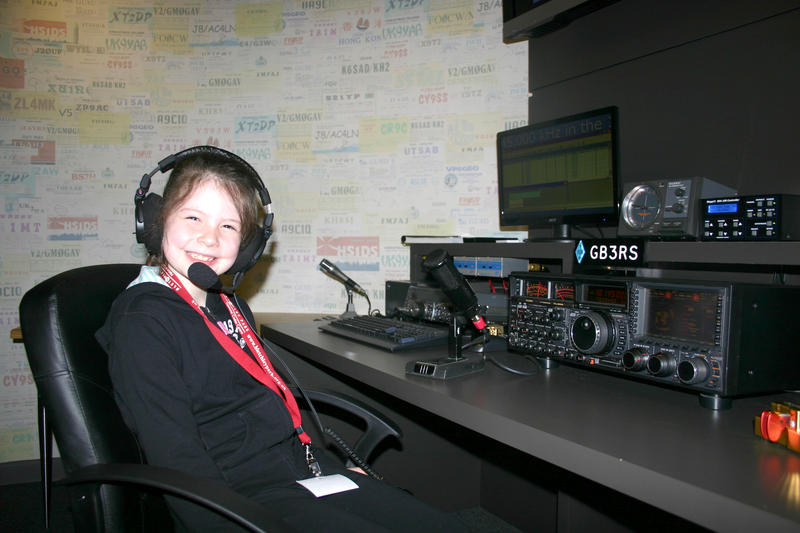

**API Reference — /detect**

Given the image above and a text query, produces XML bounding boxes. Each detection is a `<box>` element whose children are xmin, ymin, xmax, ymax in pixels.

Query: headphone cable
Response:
<box><xmin>233</xmin><ymin>294</ymin><xmax>383</xmax><ymax>480</ymax></box>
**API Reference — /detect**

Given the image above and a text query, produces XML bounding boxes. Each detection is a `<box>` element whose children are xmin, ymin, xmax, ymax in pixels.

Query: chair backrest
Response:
<box><xmin>19</xmin><ymin>263</ymin><xmax>167</xmax><ymax>531</ymax></box>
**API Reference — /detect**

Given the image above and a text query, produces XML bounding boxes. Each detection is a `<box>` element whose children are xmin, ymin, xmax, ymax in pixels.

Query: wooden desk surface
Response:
<box><xmin>259</xmin><ymin>316</ymin><xmax>800</xmax><ymax>533</ymax></box>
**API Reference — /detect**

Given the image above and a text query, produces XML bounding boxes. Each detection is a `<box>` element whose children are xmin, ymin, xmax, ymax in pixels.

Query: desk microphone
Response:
<box><xmin>422</xmin><ymin>249</ymin><xmax>486</xmax><ymax>331</ymax></box>
<box><xmin>318</xmin><ymin>259</ymin><xmax>367</xmax><ymax>295</ymax></box>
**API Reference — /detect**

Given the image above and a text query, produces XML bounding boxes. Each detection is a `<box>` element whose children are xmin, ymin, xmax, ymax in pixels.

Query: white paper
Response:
<box><xmin>296</xmin><ymin>474</ymin><xmax>359</xmax><ymax>497</ymax></box>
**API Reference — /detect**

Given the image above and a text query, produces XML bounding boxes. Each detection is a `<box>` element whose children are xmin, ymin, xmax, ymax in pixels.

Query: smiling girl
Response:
<box><xmin>97</xmin><ymin>147</ymin><xmax>467</xmax><ymax>533</ymax></box>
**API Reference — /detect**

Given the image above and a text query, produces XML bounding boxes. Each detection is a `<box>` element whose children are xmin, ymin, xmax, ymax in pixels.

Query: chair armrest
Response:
<box><xmin>60</xmin><ymin>463</ymin><xmax>299</xmax><ymax>533</ymax></box>
<box><xmin>293</xmin><ymin>388</ymin><xmax>402</xmax><ymax>462</ymax></box>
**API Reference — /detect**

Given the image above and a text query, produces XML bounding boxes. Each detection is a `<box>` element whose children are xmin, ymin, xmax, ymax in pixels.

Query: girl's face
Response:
<box><xmin>162</xmin><ymin>178</ymin><xmax>242</xmax><ymax>300</ymax></box>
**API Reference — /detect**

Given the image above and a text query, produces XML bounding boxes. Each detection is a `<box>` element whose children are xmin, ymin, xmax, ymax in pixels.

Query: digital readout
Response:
<box><xmin>585</xmin><ymin>284</ymin><xmax>627</xmax><ymax>306</ymax></box>
<box><xmin>645</xmin><ymin>288</ymin><xmax>719</xmax><ymax>345</ymax></box>
<box><xmin>707</xmin><ymin>202</ymin><xmax>739</xmax><ymax>214</ymax></box>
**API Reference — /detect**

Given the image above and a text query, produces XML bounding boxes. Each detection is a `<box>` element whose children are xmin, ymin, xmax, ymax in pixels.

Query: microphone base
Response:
<box><xmin>405</xmin><ymin>354</ymin><xmax>485</xmax><ymax>380</ymax></box>
<box><xmin>339</xmin><ymin>290</ymin><xmax>357</xmax><ymax>318</ymax></box>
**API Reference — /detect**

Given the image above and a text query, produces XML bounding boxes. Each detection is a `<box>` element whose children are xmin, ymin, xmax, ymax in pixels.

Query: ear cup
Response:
<box><xmin>137</xmin><ymin>193</ymin><xmax>164</xmax><ymax>255</ymax></box>
<box><xmin>226</xmin><ymin>225</ymin><xmax>269</xmax><ymax>275</ymax></box>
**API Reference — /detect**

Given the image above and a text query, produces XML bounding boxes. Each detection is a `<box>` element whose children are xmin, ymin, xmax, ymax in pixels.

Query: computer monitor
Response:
<box><xmin>497</xmin><ymin>106</ymin><xmax>619</xmax><ymax>240</ymax></box>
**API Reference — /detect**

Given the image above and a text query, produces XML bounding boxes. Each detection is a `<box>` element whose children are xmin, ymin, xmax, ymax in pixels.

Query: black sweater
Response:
<box><xmin>96</xmin><ymin>277</ymin><xmax>309</xmax><ymax>530</ymax></box>
<box><xmin>96</xmin><ymin>270</ymin><xmax>468</xmax><ymax>533</ymax></box>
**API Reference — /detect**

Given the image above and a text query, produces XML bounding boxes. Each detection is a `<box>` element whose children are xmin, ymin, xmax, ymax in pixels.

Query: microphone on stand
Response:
<box><xmin>318</xmin><ymin>259</ymin><xmax>367</xmax><ymax>296</ymax></box>
<box><xmin>404</xmin><ymin>249</ymin><xmax>488</xmax><ymax>380</ymax></box>
<box><xmin>422</xmin><ymin>249</ymin><xmax>487</xmax><ymax>331</ymax></box>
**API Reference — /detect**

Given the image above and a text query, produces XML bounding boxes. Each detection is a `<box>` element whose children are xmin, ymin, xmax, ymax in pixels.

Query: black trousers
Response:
<box><xmin>172</xmin><ymin>445</ymin><xmax>468</xmax><ymax>533</ymax></box>
<box><xmin>254</xmin><ymin>448</ymin><xmax>468</xmax><ymax>533</ymax></box>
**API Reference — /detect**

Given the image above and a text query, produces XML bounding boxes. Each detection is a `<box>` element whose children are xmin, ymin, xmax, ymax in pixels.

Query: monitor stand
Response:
<box><xmin>554</xmin><ymin>223</ymin><xmax>570</xmax><ymax>240</ymax></box>
<box><xmin>525</xmin><ymin>224</ymin><xmax>575</xmax><ymax>243</ymax></box>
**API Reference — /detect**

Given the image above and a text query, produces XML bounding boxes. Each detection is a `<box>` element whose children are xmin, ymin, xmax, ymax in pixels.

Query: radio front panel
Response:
<box><xmin>507</xmin><ymin>273</ymin><xmax>800</xmax><ymax>405</ymax></box>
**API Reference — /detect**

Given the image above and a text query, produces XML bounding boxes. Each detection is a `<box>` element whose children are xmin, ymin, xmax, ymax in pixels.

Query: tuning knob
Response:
<box><xmin>622</xmin><ymin>348</ymin><xmax>648</xmax><ymax>371</ymax></box>
<box><xmin>570</xmin><ymin>311</ymin><xmax>614</xmax><ymax>354</ymax></box>
<box><xmin>647</xmin><ymin>352</ymin><xmax>677</xmax><ymax>377</ymax></box>
<box><xmin>678</xmin><ymin>357</ymin><xmax>710</xmax><ymax>385</ymax></box>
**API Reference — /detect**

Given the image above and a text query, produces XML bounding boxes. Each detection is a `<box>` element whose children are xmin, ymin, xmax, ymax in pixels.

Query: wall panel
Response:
<box><xmin>0</xmin><ymin>0</ymin><xmax>528</xmax><ymax>463</ymax></box>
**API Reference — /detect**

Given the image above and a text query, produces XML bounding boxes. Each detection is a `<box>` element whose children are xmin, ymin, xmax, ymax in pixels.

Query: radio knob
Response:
<box><xmin>622</xmin><ymin>348</ymin><xmax>648</xmax><ymax>371</ymax></box>
<box><xmin>549</xmin><ymin>309</ymin><xmax>564</xmax><ymax>321</ymax></box>
<box><xmin>647</xmin><ymin>352</ymin><xmax>677</xmax><ymax>377</ymax></box>
<box><xmin>678</xmin><ymin>357</ymin><xmax>710</xmax><ymax>385</ymax></box>
<box><xmin>570</xmin><ymin>311</ymin><xmax>614</xmax><ymax>355</ymax></box>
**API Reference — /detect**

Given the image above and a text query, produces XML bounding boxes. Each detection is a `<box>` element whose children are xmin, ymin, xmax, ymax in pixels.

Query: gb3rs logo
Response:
<box><xmin>576</xmin><ymin>239</ymin><xmax>643</xmax><ymax>265</ymax></box>
<box><xmin>590</xmin><ymin>243</ymin><xmax>639</xmax><ymax>261</ymax></box>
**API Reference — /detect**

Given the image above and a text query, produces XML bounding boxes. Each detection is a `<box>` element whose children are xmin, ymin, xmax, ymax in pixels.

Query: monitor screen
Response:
<box><xmin>497</xmin><ymin>106</ymin><xmax>619</xmax><ymax>235</ymax></box>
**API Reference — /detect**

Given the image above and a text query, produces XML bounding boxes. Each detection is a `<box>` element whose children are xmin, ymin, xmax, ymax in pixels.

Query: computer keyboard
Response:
<box><xmin>319</xmin><ymin>315</ymin><xmax>449</xmax><ymax>352</ymax></box>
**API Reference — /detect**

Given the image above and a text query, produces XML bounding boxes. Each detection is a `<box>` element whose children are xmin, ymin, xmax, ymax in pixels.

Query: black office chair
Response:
<box><xmin>19</xmin><ymin>263</ymin><xmax>401</xmax><ymax>532</ymax></box>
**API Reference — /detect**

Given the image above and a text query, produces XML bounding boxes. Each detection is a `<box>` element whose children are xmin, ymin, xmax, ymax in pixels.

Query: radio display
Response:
<box><xmin>526</xmin><ymin>281</ymin><xmax>549</xmax><ymax>298</ymax></box>
<box><xmin>553</xmin><ymin>281</ymin><xmax>575</xmax><ymax>301</ymax></box>
<box><xmin>707</xmin><ymin>202</ymin><xmax>739</xmax><ymax>214</ymax></box>
<box><xmin>585</xmin><ymin>284</ymin><xmax>627</xmax><ymax>306</ymax></box>
<box><xmin>645</xmin><ymin>288</ymin><xmax>719</xmax><ymax>345</ymax></box>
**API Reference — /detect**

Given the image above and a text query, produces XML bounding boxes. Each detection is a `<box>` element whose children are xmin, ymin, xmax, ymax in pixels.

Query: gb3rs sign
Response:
<box><xmin>573</xmin><ymin>239</ymin><xmax>645</xmax><ymax>270</ymax></box>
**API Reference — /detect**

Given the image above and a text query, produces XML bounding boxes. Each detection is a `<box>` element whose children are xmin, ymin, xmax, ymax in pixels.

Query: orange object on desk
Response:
<box><xmin>755</xmin><ymin>401</ymin><xmax>800</xmax><ymax>453</ymax></box>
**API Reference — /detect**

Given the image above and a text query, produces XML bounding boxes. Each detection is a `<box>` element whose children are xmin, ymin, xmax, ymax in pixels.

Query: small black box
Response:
<box><xmin>701</xmin><ymin>194</ymin><xmax>800</xmax><ymax>240</ymax></box>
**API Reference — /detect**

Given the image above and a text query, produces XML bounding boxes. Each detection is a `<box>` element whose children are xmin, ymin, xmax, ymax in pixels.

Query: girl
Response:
<box><xmin>97</xmin><ymin>147</ymin><xmax>467</xmax><ymax>532</ymax></box>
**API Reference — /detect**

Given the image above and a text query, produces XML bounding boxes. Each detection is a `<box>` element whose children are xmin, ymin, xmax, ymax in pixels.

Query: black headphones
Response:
<box><xmin>134</xmin><ymin>146</ymin><xmax>273</xmax><ymax>279</ymax></box>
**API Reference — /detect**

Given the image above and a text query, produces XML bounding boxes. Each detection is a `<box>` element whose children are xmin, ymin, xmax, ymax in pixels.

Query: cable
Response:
<box><xmin>486</xmin><ymin>354</ymin><xmax>539</xmax><ymax>376</ymax></box>
<box><xmin>233</xmin><ymin>294</ymin><xmax>378</xmax><ymax>478</ymax></box>
<box><xmin>323</xmin><ymin>427</ymin><xmax>383</xmax><ymax>480</ymax></box>
<box><xmin>364</xmin><ymin>291</ymin><xmax>373</xmax><ymax>315</ymax></box>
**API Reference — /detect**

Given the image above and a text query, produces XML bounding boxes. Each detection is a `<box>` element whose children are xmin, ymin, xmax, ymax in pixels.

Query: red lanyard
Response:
<box><xmin>160</xmin><ymin>266</ymin><xmax>311</xmax><ymax>445</ymax></box>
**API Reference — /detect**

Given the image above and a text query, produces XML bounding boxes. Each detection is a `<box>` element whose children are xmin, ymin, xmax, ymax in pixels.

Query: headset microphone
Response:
<box><xmin>187</xmin><ymin>262</ymin><xmax>224</xmax><ymax>292</ymax></box>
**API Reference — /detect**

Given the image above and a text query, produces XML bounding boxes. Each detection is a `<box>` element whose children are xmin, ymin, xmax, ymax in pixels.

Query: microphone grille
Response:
<box><xmin>187</xmin><ymin>262</ymin><xmax>221</xmax><ymax>290</ymax></box>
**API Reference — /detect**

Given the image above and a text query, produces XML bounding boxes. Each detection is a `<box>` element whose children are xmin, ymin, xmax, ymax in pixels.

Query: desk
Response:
<box><xmin>259</xmin><ymin>315</ymin><xmax>800</xmax><ymax>532</ymax></box>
